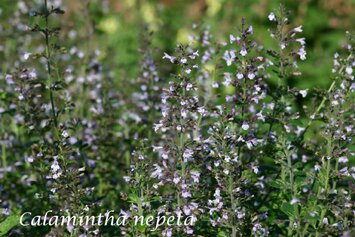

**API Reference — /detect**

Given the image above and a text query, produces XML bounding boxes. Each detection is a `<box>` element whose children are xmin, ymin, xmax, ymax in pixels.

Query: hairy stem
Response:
<box><xmin>44</xmin><ymin>0</ymin><xmax>59</xmax><ymax>139</ymax></box>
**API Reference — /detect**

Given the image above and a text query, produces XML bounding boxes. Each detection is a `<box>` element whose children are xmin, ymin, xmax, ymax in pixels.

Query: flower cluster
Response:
<box><xmin>0</xmin><ymin>1</ymin><xmax>353</xmax><ymax>237</ymax></box>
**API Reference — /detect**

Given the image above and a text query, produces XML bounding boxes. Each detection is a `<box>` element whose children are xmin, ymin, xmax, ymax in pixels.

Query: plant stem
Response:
<box><xmin>177</xmin><ymin>82</ymin><xmax>187</xmax><ymax>208</ymax></box>
<box><xmin>1</xmin><ymin>139</ymin><xmax>6</xmax><ymax>172</ymax></box>
<box><xmin>137</xmin><ymin>192</ymin><xmax>146</xmax><ymax>237</ymax></box>
<box><xmin>228</xmin><ymin>174</ymin><xmax>237</xmax><ymax>237</ymax></box>
<box><xmin>44</xmin><ymin>0</ymin><xmax>59</xmax><ymax>136</ymax></box>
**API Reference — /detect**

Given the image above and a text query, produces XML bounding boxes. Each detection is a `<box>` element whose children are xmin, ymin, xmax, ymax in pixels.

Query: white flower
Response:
<box><xmin>296</xmin><ymin>38</ymin><xmax>306</xmax><ymax>46</ymax></box>
<box><xmin>189</xmin><ymin>50</ymin><xmax>199</xmax><ymax>59</ymax></box>
<box><xmin>162</xmin><ymin>151</ymin><xmax>169</xmax><ymax>159</ymax></box>
<box><xmin>237</xmin><ymin>212</ymin><xmax>245</xmax><ymax>219</ymax></box>
<box><xmin>197</xmin><ymin>106</ymin><xmax>207</xmax><ymax>116</ymax></box>
<box><xmin>223</xmin><ymin>50</ymin><xmax>235</xmax><ymax>66</ymax></box>
<box><xmin>26</xmin><ymin>156</ymin><xmax>34</xmax><ymax>163</ymax></box>
<box><xmin>51</xmin><ymin>160</ymin><xmax>61</xmax><ymax>173</ymax></box>
<box><xmin>162</xmin><ymin>52</ymin><xmax>176</xmax><ymax>63</ymax></box>
<box><xmin>191</xmin><ymin>171</ymin><xmax>200</xmax><ymax>183</ymax></box>
<box><xmin>247</xmin><ymin>72</ymin><xmax>255</xmax><ymax>79</ymax></box>
<box><xmin>23</xmin><ymin>52</ymin><xmax>32</xmax><ymax>60</ymax></box>
<box><xmin>240</xmin><ymin>48</ymin><xmax>247</xmax><ymax>56</ymax></box>
<box><xmin>237</xmin><ymin>72</ymin><xmax>244</xmax><ymax>79</ymax></box>
<box><xmin>256</xmin><ymin>112</ymin><xmax>265</xmax><ymax>122</ymax></box>
<box><xmin>186</xmin><ymin>83</ymin><xmax>193</xmax><ymax>91</ymax></box>
<box><xmin>5</xmin><ymin>74</ymin><xmax>14</xmax><ymax>84</ymax></box>
<box><xmin>185</xmin><ymin>227</ymin><xmax>194</xmax><ymax>234</ymax></box>
<box><xmin>183</xmin><ymin>149</ymin><xmax>194</xmax><ymax>161</ymax></box>
<box><xmin>338</xmin><ymin>156</ymin><xmax>348</xmax><ymax>163</ymax></box>
<box><xmin>223</xmin><ymin>73</ymin><xmax>232</xmax><ymax>86</ymax></box>
<box><xmin>247</xmin><ymin>25</ymin><xmax>253</xmax><ymax>34</ymax></box>
<box><xmin>162</xmin><ymin>106</ymin><xmax>169</xmax><ymax>117</ymax></box>
<box><xmin>152</xmin><ymin>146</ymin><xmax>163</xmax><ymax>152</ymax></box>
<box><xmin>268</xmin><ymin>12</ymin><xmax>276</xmax><ymax>21</ymax></box>
<box><xmin>237</xmin><ymin>136</ymin><xmax>244</xmax><ymax>142</ymax></box>
<box><xmin>180</xmin><ymin>58</ymin><xmax>187</xmax><ymax>64</ymax></box>
<box><xmin>290</xmin><ymin>197</ymin><xmax>299</xmax><ymax>205</ymax></box>
<box><xmin>331</xmin><ymin>100</ymin><xmax>339</xmax><ymax>106</ymax></box>
<box><xmin>346</xmin><ymin>65</ymin><xmax>353</xmax><ymax>75</ymax></box>
<box><xmin>182</xmin><ymin>190</ymin><xmax>191</xmax><ymax>198</ymax></box>
<box><xmin>297</xmin><ymin>47</ymin><xmax>307</xmax><ymax>60</ymax></box>
<box><xmin>151</xmin><ymin>164</ymin><xmax>163</xmax><ymax>178</ymax></box>
<box><xmin>296</xmin><ymin>126</ymin><xmax>305</xmax><ymax>136</ymax></box>
<box><xmin>69</xmin><ymin>137</ymin><xmax>77</xmax><ymax>144</ymax></box>
<box><xmin>241</xmin><ymin>122</ymin><xmax>249</xmax><ymax>130</ymax></box>
<box><xmin>185</xmin><ymin>68</ymin><xmax>192</xmax><ymax>74</ymax></box>
<box><xmin>153</xmin><ymin>123</ymin><xmax>163</xmax><ymax>132</ymax></box>
<box><xmin>18</xmin><ymin>94</ymin><xmax>25</xmax><ymax>101</ymax></box>
<box><xmin>2</xmin><ymin>208</ymin><xmax>10</xmax><ymax>216</ymax></box>
<box><xmin>183</xmin><ymin>205</ymin><xmax>192</xmax><ymax>215</ymax></box>
<box><xmin>162</xmin><ymin>228</ymin><xmax>172</xmax><ymax>237</ymax></box>
<box><xmin>52</xmin><ymin>172</ymin><xmax>62</xmax><ymax>179</ymax></box>
<box><xmin>299</xmin><ymin>89</ymin><xmax>308</xmax><ymax>98</ymax></box>
<box><xmin>61</xmin><ymin>130</ymin><xmax>69</xmax><ymax>138</ymax></box>
<box><xmin>120</xmin><ymin>210</ymin><xmax>130</xmax><ymax>219</ymax></box>
<box><xmin>173</xmin><ymin>176</ymin><xmax>181</xmax><ymax>184</ymax></box>
<box><xmin>181</xmin><ymin>109</ymin><xmax>187</xmax><ymax>118</ymax></box>
<box><xmin>212</xmin><ymin>82</ymin><xmax>219</xmax><ymax>88</ymax></box>
<box><xmin>251</xmin><ymin>164</ymin><xmax>259</xmax><ymax>174</ymax></box>
<box><xmin>310</xmin><ymin>211</ymin><xmax>318</xmax><ymax>217</ymax></box>
<box><xmin>214</xmin><ymin>160</ymin><xmax>220</xmax><ymax>167</ymax></box>
<box><xmin>229</xmin><ymin>34</ymin><xmax>236</xmax><ymax>43</ymax></box>
<box><xmin>246</xmin><ymin>140</ymin><xmax>253</xmax><ymax>149</ymax></box>
<box><xmin>293</xmin><ymin>25</ymin><xmax>303</xmax><ymax>33</ymax></box>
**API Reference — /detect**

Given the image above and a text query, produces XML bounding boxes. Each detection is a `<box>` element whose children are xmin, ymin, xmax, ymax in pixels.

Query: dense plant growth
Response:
<box><xmin>0</xmin><ymin>0</ymin><xmax>354</xmax><ymax>236</ymax></box>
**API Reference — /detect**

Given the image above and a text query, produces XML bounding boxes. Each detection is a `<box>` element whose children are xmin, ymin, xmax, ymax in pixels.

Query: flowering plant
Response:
<box><xmin>0</xmin><ymin>1</ymin><xmax>353</xmax><ymax>237</ymax></box>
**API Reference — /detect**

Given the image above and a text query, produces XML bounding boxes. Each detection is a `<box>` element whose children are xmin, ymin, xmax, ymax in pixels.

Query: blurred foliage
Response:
<box><xmin>1</xmin><ymin>0</ymin><xmax>354</xmax><ymax>87</ymax></box>
<box><xmin>58</xmin><ymin>0</ymin><xmax>355</xmax><ymax>87</ymax></box>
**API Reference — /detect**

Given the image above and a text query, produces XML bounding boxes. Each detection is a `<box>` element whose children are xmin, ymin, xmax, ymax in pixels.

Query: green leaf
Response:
<box><xmin>217</xmin><ymin>230</ymin><xmax>228</xmax><ymax>237</ymax></box>
<box><xmin>151</xmin><ymin>196</ymin><xmax>162</xmax><ymax>202</ymax></box>
<box><xmin>0</xmin><ymin>214</ymin><xmax>20</xmax><ymax>236</ymax></box>
<box><xmin>294</xmin><ymin>175</ymin><xmax>307</xmax><ymax>187</ymax></box>
<box><xmin>281</xmin><ymin>202</ymin><xmax>296</xmax><ymax>217</ymax></box>
<box><xmin>135</xmin><ymin>221</ymin><xmax>146</xmax><ymax>232</ymax></box>
<box><xmin>269</xmin><ymin>179</ymin><xmax>284</xmax><ymax>189</ymax></box>
<box><xmin>128</xmin><ymin>193</ymin><xmax>140</xmax><ymax>204</ymax></box>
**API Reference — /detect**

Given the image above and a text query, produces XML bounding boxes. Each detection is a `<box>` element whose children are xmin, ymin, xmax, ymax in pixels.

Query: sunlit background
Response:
<box><xmin>1</xmin><ymin>0</ymin><xmax>354</xmax><ymax>88</ymax></box>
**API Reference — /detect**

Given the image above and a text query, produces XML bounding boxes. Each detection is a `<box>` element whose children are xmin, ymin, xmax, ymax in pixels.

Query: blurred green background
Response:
<box><xmin>1</xmin><ymin>0</ymin><xmax>355</xmax><ymax>87</ymax></box>
<box><xmin>79</xmin><ymin>0</ymin><xmax>355</xmax><ymax>88</ymax></box>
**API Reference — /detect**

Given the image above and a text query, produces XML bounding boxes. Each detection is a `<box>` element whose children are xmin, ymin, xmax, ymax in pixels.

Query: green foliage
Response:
<box><xmin>0</xmin><ymin>0</ymin><xmax>354</xmax><ymax>236</ymax></box>
<box><xmin>0</xmin><ymin>211</ymin><xmax>20</xmax><ymax>237</ymax></box>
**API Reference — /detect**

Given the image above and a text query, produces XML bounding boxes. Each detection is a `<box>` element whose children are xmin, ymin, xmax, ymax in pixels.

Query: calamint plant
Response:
<box><xmin>0</xmin><ymin>1</ymin><xmax>353</xmax><ymax>237</ymax></box>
